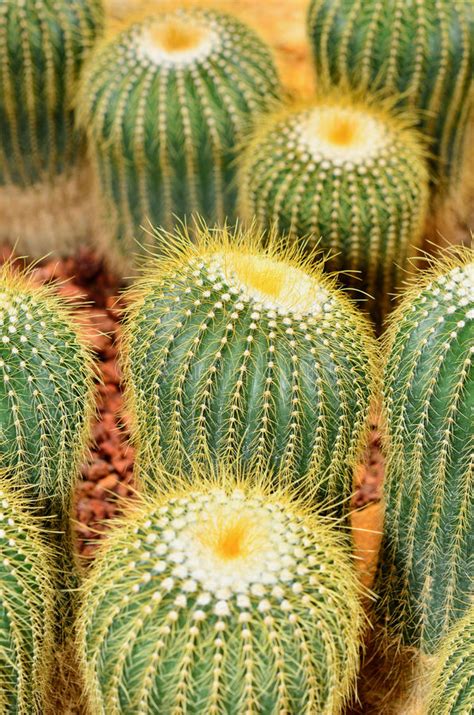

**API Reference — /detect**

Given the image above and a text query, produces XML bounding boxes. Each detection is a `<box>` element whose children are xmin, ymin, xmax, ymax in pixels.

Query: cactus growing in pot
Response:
<box><xmin>77</xmin><ymin>466</ymin><xmax>364</xmax><ymax>714</ymax></box>
<box><xmin>122</xmin><ymin>223</ymin><xmax>377</xmax><ymax>514</ymax></box>
<box><xmin>376</xmin><ymin>247</ymin><xmax>473</xmax><ymax>655</ymax></box>
<box><xmin>77</xmin><ymin>6</ymin><xmax>281</xmax><ymax>267</ymax></box>
<box><xmin>0</xmin><ymin>0</ymin><xmax>104</xmax><ymax>255</ymax></box>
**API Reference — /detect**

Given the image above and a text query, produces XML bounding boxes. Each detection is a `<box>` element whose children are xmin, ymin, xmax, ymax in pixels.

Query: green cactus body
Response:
<box><xmin>239</xmin><ymin>98</ymin><xmax>429</xmax><ymax>323</ymax></box>
<box><xmin>377</xmin><ymin>249</ymin><xmax>474</xmax><ymax>654</ymax></box>
<box><xmin>0</xmin><ymin>0</ymin><xmax>104</xmax><ymax>254</ymax></box>
<box><xmin>77</xmin><ymin>473</ymin><xmax>364</xmax><ymax>714</ymax></box>
<box><xmin>0</xmin><ymin>483</ymin><xmax>54</xmax><ymax>714</ymax></box>
<box><xmin>0</xmin><ymin>265</ymin><xmax>95</xmax><ymax>575</ymax></box>
<box><xmin>77</xmin><ymin>7</ymin><xmax>281</xmax><ymax>265</ymax></box>
<box><xmin>426</xmin><ymin>607</ymin><xmax>474</xmax><ymax>715</ymax></box>
<box><xmin>307</xmin><ymin>0</ymin><xmax>474</xmax><ymax>184</ymax></box>
<box><xmin>122</xmin><ymin>225</ymin><xmax>377</xmax><ymax>511</ymax></box>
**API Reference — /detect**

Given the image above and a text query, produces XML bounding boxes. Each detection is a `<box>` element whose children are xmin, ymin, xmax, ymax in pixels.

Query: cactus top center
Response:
<box><xmin>150</xmin><ymin>20</ymin><xmax>206</xmax><ymax>53</ymax></box>
<box><xmin>200</xmin><ymin>514</ymin><xmax>266</xmax><ymax>562</ymax></box>
<box><xmin>136</xmin><ymin>14</ymin><xmax>218</xmax><ymax>67</ymax></box>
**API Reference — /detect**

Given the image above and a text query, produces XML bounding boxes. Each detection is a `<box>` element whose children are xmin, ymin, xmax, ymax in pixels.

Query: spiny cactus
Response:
<box><xmin>77</xmin><ymin>7</ymin><xmax>281</xmax><ymax>266</ymax></box>
<box><xmin>239</xmin><ymin>96</ymin><xmax>429</xmax><ymax>323</ymax></box>
<box><xmin>376</xmin><ymin>247</ymin><xmax>473</xmax><ymax>654</ymax></box>
<box><xmin>0</xmin><ymin>0</ymin><xmax>104</xmax><ymax>254</ymax></box>
<box><xmin>122</xmin><ymin>224</ymin><xmax>377</xmax><ymax>512</ymax></box>
<box><xmin>426</xmin><ymin>607</ymin><xmax>474</xmax><ymax>715</ymax></box>
<box><xmin>77</xmin><ymin>469</ymin><xmax>364</xmax><ymax>714</ymax></box>
<box><xmin>0</xmin><ymin>482</ymin><xmax>54</xmax><ymax>714</ymax></box>
<box><xmin>307</xmin><ymin>0</ymin><xmax>474</xmax><ymax>184</ymax></box>
<box><xmin>0</xmin><ymin>263</ymin><xmax>95</xmax><ymax>565</ymax></box>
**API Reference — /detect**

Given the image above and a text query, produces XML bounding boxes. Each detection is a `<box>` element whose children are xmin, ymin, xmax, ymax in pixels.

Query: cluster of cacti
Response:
<box><xmin>307</xmin><ymin>0</ymin><xmax>474</xmax><ymax>184</ymax></box>
<box><xmin>77</xmin><ymin>7</ymin><xmax>281</xmax><ymax>264</ymax></box>
<box><xmin>122</xmin><ymin>224</ymin><xmax>377</xmax><ymax>511</ymax></box>
<box><xmin>376</xmin><ymin>248</ymin><xmax>473</xmax><ymax>653</ymax></box>
<box><xmin>77</xmin><ymin>470</ymin><xmax>364</xmax><ymax>714</ymax></box>
<box><xmin>0</xmin><ymin>0</ymin><xmax>104</xmax><ymax>253</ymax></box>
<box><xmin>239</xmin><ymin>95</ymin><xmax>429</xmax><ymax>322</ymax></box>
<box><xmin>0</xmin><ymin>483</ymin><xmax>54</xmax><ymax>713</ymax></box>
<box><xmin>426</xmin><ymin>606</ymin><xmax>474</xmax><ymax>715</ymax></box>
<box><xmin>0</xmin><ymin>264</ymin><xmax>95</xmax><ymax>555</ymax></box>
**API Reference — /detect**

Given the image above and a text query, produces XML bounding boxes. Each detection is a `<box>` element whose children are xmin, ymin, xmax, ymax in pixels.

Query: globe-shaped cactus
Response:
<box><xmin>239</xmin><ymin>96</ymin><xmax>429</xmax><ymax>323</ymax></box>
<box><xmin>376</xmin><ymin>248</ymin><xmax>473</xmax><ymax>654</ymax></box>
<box><xmin>122</xmin><ymin>224</ymin><xmax>377</xmax><ymax>513</ymax></box>
<box><xmin>77</xmin><ymin>470</ymin><xmax>364</xmax><ymax>714</ymax></box>
<box><xmin>307</xmin><ymin>0</ymin><xmax>474</xmax><ymax>184</ymax></box>
<box><xmin>0</xmin><ymin>0</ymin><xmax>104</xmax><ymax>255</ymax></box>
<box><xmin>0</xmin><ymin>482</ymin><xmax>54</xmax><ymax>713</ymax></box>
<box><xmin>77</xmin><ymin>7</ymin><xmax>281</xmax><ymax>266</ymax></box>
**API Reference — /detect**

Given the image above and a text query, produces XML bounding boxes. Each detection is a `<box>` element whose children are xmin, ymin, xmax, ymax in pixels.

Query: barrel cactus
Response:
<box><xmin>0</xmin><ymin>482</ymin><xmax>54</xmax><ymax>714</ymax></box>
<box><xmin>0</xmin><ymin>0</ymin><xmax>104</xmax><ymax>255</ymax></box>
<box><xmin>77</xmin><ymin>471</ymin><xmax>364</xmax><ymax>714</ymax></box>
<box><xmin>426</xmin><ymin>607</ymin><xmax>474</xmax><ymax>715</ymax></box>
<box><xmin>376</xmin><ymin>247</ymin><xmax>473</xmax><ymax>654</ymax></box>
<box><xmin>122</xmin><ymin>224</ymin><xmax>377</xmax><ymax>512</ymax></box>
<box><xmin>307</xmin><ymin>0</ymin><xmax>474</xmax><ymax>184</ymax></box>
<box><xmin>0</xmin><ymin>263</ymin><xmax>95</xmax><ymax>563</ymax></box>
<box><xmin>77</xmin><ymin>7</ymin><xmax>281</xmax><ymax>265</ymax></box>
<box><xmin>239</xmin><ymin>96</ymin><xmax>429</xmax><ymax>322</ymax></box>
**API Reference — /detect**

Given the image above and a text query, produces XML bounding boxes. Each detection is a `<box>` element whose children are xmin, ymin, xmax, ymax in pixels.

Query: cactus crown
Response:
<box><xmin>122</xmin><ymin>223</ymin><xmax>377</xmax><ymax>510</ymax></box>
<box><xmin>377</xmin><ymin>246</ymin><xmax>474</xmax><ymax>653</ymax></box>
<box><xmin>77</xmin><ymin>6</ymin><xmax>280</xmax><ymax>261</ymax></box>
<box><xmin>77</xmin><ymin>465</ymin><xmax>364</xmax><ymax>714</ymax></box>
<box><xmin>0</xmin><ymin>482</ymin><xmax>54</xmax><ymax>714</ymax></box>
<box><xmin>239</xmin><ymin>94</ymin><xmax>429</xmax><ymax>322</ymax></box>
<box><xmin>0</xmin><ymin>263</ymin><xmax>95</xmax><ymax>514</ymax></box>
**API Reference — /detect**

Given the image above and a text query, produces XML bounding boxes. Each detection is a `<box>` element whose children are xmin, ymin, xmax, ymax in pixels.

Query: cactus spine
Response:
<box><xmin>0</xmin><ymin>0</ymin><xmax>104</xmax><ymax>254</ymax></box>
<box><xmin>122</xmin><ymin>224</ymin><xmax>377</xmax><ymax>512</ymax></box>
<box><xmin>0</xmin><ymin>482</ymin><xmax>54</xmax><ymax>714</ymax></box>
<box><xmin>307</xmin><ymin>0</ymin><xmax>474</xmax><ymax>184</ymax></box>
<box><xmin>426</xmin><ymin>607</ymin><xmax>474</xmax><ymax>715</ymax></box>
<box><xmin>77</xmin><ymin>469</ymin><xmax>364</xmax><ymax>714</ymax></box>
<box><xmin>239</xmin><ymin>96</ymin><xmax>429</xmax><ymax>322</ymax></box>
<box><xmin>377</xmin><ymin>248</ymin><xmax>474</xmax><ymax>654</ymax></box>
<box><xmin>77</xmin><ymin>7</ymin><xmax>281</xmax><ymax>265</ymax></box>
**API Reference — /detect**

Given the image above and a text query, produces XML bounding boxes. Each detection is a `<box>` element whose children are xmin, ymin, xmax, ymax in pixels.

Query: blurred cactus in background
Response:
<box><xmin>0</xmin><ymin>0</ymin><xmax>104</xmax><ymax>255</ymax></box>
<box><xmin>77</xmin><ymin>7</ymin><xmax>281</xmax><ymax>267</ymax></box>
<box><xmin>307</xmin><ymin>0</ymin><xmax>474</xmax><ymax>186</ymax></box>
<box><xmin>239</xmin><ymin>94</ymin><xmax>429</xmax><ymax>323</ymax></box>
<box><xmin>377</xmin><ymin>248</ymin><xmax>473</xmax><ymax>654</ymax></box>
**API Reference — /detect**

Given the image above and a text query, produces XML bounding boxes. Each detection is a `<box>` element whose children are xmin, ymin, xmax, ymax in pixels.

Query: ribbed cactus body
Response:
<box><xmin>0</xmin><ymin>0</ymin><xmax>104</xmax><ymax>253</ymax></box>
<box><xmin>77</xmin><ymin>7</ymin><xmax>281</xmax><ymax>264</ymax></box>
<box><xmin>377</xmin><ymin>250</ymin><xmax>474</xmax><ymax>653</ymax></box>
<box><xmin>0</xmin><ymin>483</ymin><xmax>54</xmax><ymax>714</ymax></box>
<box><xmin>239</xmin><ymin>98</ymin><xmax>429</xmax><ymax>322</ymax></box>
<box><xmin>307</xmin><ymin>0</ymin><xmax>474</xmax><ymax>183</ymax></box>
<box><xmin>0</xmin><ymin>266</ymin><xmax>95</xmax><ymax>532</ymax></box>
<box><xmin>123</xmin><ymin>226</ymin><xmax>376</xmax><ymax>511</ymax></box>
<box><xmin>427</xmin><ymin>607</ymin><xmax>474</xmax><ymax>715</ymax></box>
<box><xmin>78</xmin><ymin>475</ymin><xmax>363</xmax><ymax>714</ymax></box>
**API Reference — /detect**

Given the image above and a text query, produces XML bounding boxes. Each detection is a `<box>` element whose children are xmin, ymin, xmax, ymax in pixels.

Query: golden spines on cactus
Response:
<box><xmin>122</xmin><ymin>223</ymin><xmax>378</xmax><ymax>513</ymax></box>
<box><xmin>0</xmin><ymin>482</ymin><xmax>55</xmax><ymax>714</ymax></box>
<box><xmin>77</xmin><ymin>465</ymin><xmax>364</xmax><ymax>714</ymax></box>
<box><xmin>77</xmin><ymin>6</ymin><xmax>281</xmax><ymax>267</ymax></box>
<box><xmin>238</xmin><ymin>94</ymin><xmax>429</xmax><ymax>324</ymax></box>
<box><xmin>0</xmin><ymin>0</ymin><xmax>104</xmax><ymax>255</ymax></box>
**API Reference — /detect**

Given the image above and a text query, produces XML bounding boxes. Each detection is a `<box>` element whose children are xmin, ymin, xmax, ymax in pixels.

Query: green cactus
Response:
<box><xmin>307</xmin><ymin>0</ymin><xmax>474</xmax><ymax>184</ymax></box>
<box><xmin>0</xmin><ymin>263</ymin><xmax>95</xmax><ymax>572</ymax></box>
<box><xmin>376</xmin><ymin>248</ymin><xmax>474</xmax><ymax>654</ymax></box>
<box><xmin>426</xmin><ymin>607</ymin><xmax>474</xmax><ymax>715</ymax></box>
<box><xmin>0</xmin><ymin>481</ymin><xmax>54</xmax><ymax>714</ymax></box>
<box><xmin>122</xmin><ymin>224</ymin><xmax>377</xmax><ymax>512</ymax></box>
<box><xmin>76</xmin><ymin>7</ymin><xmax>281</xmax><ymax>266</ymax></box>
<box><xmin>0</xmin><ymin>0</ymin><xmax>104</xmax><ymax>255</ymax></box>
<box><xmin>77</xmin><ymin>468</ymin><xmax>364</xmax><ymax>714</ymax></box>
<box><xmin>238</xmin><ymin>96</ymin><xmax>429</xmax><ymax>323</ymax></box>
